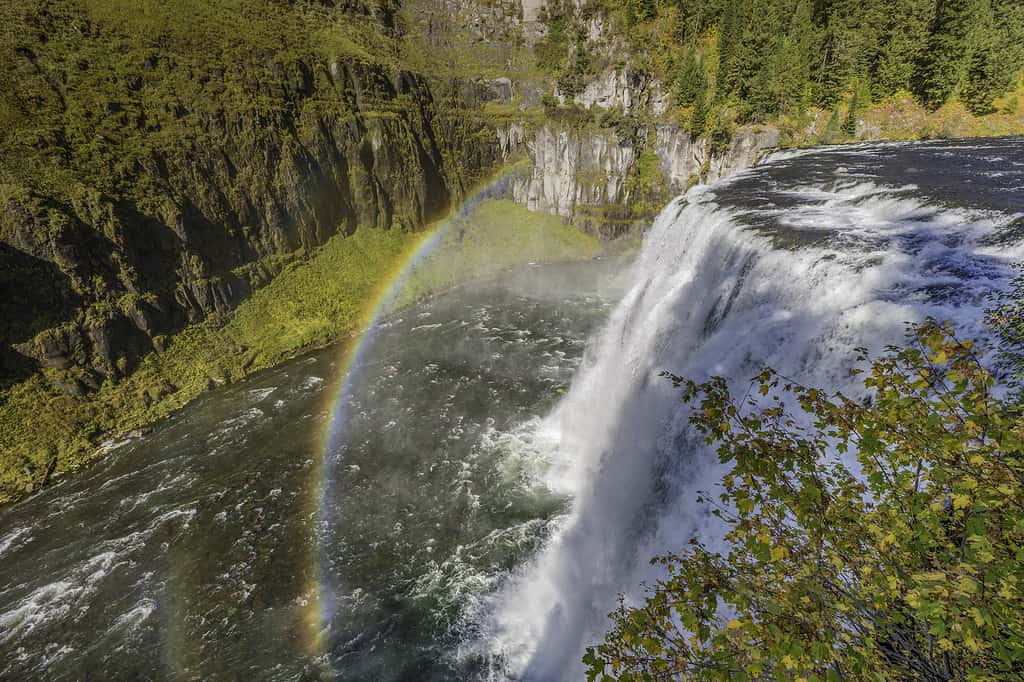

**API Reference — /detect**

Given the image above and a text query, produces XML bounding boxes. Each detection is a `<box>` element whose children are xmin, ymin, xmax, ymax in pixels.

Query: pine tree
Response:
<box><xmin>992</xmin><ymin>0</ymin><xmax>1024</xmax><ymax>92</ymax></box>
<box><xmin>689</xmin><ymin>90</ymin><xmax>709</xmax><ymax>136</ymax></box>
<box><xmin>817</xmin><ymin>0</ymin><xmax>869</xmax><ymax>105</ymax></box>
<box><xmin>735</xmin><ymin>0</ymin><xmax>782</xmax><ymax>118</ymax></box>
<box><xmin>715</xmin><ymin>0</ymin><xmax>747</xmax><ymax>100</ymax></box>
<box><xmin>675</xmin><ymin>47</ymin><xmax>704</xmax><ymax>106</ymax></box>
<box><xmin>873</xmin><ymin>0</ymin><xmax>934</xmax><ymax>98</ymax></box>
<box><xmin>918</xmin><ymin>0</ymin><xmax>981</xmax><ymax>107</ymax></box>
<box><xmin>962</xmin><ymin>0</ymin><xmax>1002</xmax><ymax>114</ymax></box>
<box><xmin>775</xmin><ymin>0</ymin><xmax>815</xmax><ymax>114</ymax></box>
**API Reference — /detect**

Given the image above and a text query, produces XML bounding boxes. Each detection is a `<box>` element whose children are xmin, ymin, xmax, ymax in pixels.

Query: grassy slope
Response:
<box><xmin>0</xmin><ymin>199</ymin><xmax>599</xmax><ymax>503</ymax></box>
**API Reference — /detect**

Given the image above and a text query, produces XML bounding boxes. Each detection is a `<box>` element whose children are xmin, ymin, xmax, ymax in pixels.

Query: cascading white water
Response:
<box><xmin>482</xmin><ymin>144</ymin><xmax>1024</xmax><ymax>680</ymax></box>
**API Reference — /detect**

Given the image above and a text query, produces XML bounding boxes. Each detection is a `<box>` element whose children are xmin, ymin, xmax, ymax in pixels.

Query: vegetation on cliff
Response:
<box><xmin>0</xmin><ymin>0</ymin><xmax>447</xmax><ymax>388</ymax></box>
<box><xmin>586</xmin><ymin>304</ymin><xmax>1024</xmax><ymax>679</ymax></box>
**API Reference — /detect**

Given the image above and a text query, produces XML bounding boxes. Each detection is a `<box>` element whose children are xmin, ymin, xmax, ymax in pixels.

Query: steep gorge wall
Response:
<box><xmin>1</xmin><ymin>28</ymin><xmax>503</xmax><ymax>395</ymax></box>
<box><xmin>0</xmin><ymin>0</ymin><xmax>781</xmax><ymax>397</ymax></box>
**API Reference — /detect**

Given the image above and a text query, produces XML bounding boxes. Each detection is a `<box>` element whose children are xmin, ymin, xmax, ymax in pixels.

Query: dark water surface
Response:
<box><xmin>0</xmin><ymin>263</ymin><xmax>620</xmax><ymax>680</ymax></box>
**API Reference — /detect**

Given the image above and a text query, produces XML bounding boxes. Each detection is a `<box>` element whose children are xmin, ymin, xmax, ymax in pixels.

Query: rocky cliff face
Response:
<box><xmin>503</xmin><ymin>120</ymin><xmax>779</xmax><ymax>237</ymax></box>
<box><xmin>480</xmin><ymin>2</ymin><xmax>781</xmax><ymax>237</ymax></box>
<box><xmin>0</xmin><ymin>18</ymin><xmax>500</xmax><ymax>392</ymax></box>
<box><xmin>659</xmin><ymin>124</ymin><xmax>782</xmax><ymax>184</ymax></box>
<box><xmin>508</xmin><ymin>126</ymin><xmax>634</xmax><ymax>230</ymax></box>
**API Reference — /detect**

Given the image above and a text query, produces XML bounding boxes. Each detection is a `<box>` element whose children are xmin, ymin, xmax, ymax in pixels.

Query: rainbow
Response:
<box><xmin>300</xmin><ymin>165</ymin><xmax>525</xmax><ymax>665</ymax></box>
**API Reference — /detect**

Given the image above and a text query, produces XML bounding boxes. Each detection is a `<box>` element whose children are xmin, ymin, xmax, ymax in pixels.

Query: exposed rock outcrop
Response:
<box><xmin>503</xmin><ymin>121</ymin><xmax>779</xmax><ymax>236</ymax></box>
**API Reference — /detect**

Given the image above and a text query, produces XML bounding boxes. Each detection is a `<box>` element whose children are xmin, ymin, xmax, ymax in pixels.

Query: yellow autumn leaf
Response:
<box><xmin>726</xmin><ymin>619</ymin><xmax>743</xmax><ymax>631</ymax></box>
<box><xmin>958</xmin><ymin>576</ymin><xmax>978</xmax><ymax>595</ymax></box>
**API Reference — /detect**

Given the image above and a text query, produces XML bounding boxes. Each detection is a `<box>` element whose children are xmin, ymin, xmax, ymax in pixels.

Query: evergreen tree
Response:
<box><xmin>962</xmin><ymin>0</ymin><xmax>1002</xmax><ymax>114</ymax></box>
<box><xmin>557</xmin><ymin>39</ymin><xmax>591</xmax><ymax>100</ymax></box>
<box><xmin>992</xmin><ymin>0</ymin><xmax>1024</xmax><ymax>93</ymax></box>
<box><xmin>873</xmin><ymin>0</ymin><xmax>934</xmax><ymax>98</ymax></box>
<box><xmin>817</xmin><ymin>0</ymin><xmax>869</xmax><ymax>105</ymax></box>
<box><xmin>675</xmin><ymin>47</ymin><xmax>704</xmax><ymax>106</ymax></box>
<box><xmin>734</xmin><ymin>0</ymin><xmax>782</xmax><ymax>118</ymax></box>
<box><xmin>715</xmin><ymin>0</ymin><xmax>747</xmax><ymax>100</ymax></box>
<box><xmin>689</xmin><ymin>90</ymin><xmax>709</xmax><ymax>136</ymax></box>
<box><xmin>775</xmin><ymin>0</ymin><xmax>816</xmax><ymax>114</ymax></box>
<box><xmin>918</xmin><ymin>0</ymin><xmax>981</xmax><ymax>107</ymax></box>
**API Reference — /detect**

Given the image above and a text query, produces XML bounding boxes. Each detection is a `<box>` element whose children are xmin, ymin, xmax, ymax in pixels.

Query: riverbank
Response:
<box><xmin>0</xmin><ymin>199</ymin><xmax>599</xmax><ymax>505</ymax></box>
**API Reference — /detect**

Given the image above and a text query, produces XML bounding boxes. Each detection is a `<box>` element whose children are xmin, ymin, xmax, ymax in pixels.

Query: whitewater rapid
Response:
<box><xmin>483</xmin><ymin>138</ymin><xmax>1024</xmax><ymax>679</ymax></box>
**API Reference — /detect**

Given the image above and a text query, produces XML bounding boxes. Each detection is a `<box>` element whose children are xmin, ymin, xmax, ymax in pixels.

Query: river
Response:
<box><xmin>1</xmin><ymin>137</ymin><xmax>1022</xmax><ymax>680</ymax></box>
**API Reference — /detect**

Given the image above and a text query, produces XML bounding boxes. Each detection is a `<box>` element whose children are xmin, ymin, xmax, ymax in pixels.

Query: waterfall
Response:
<box><xmin>482</xmin><ymin>145</ymin><xmax>1023</xmax><ymax>680</ymax></box>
